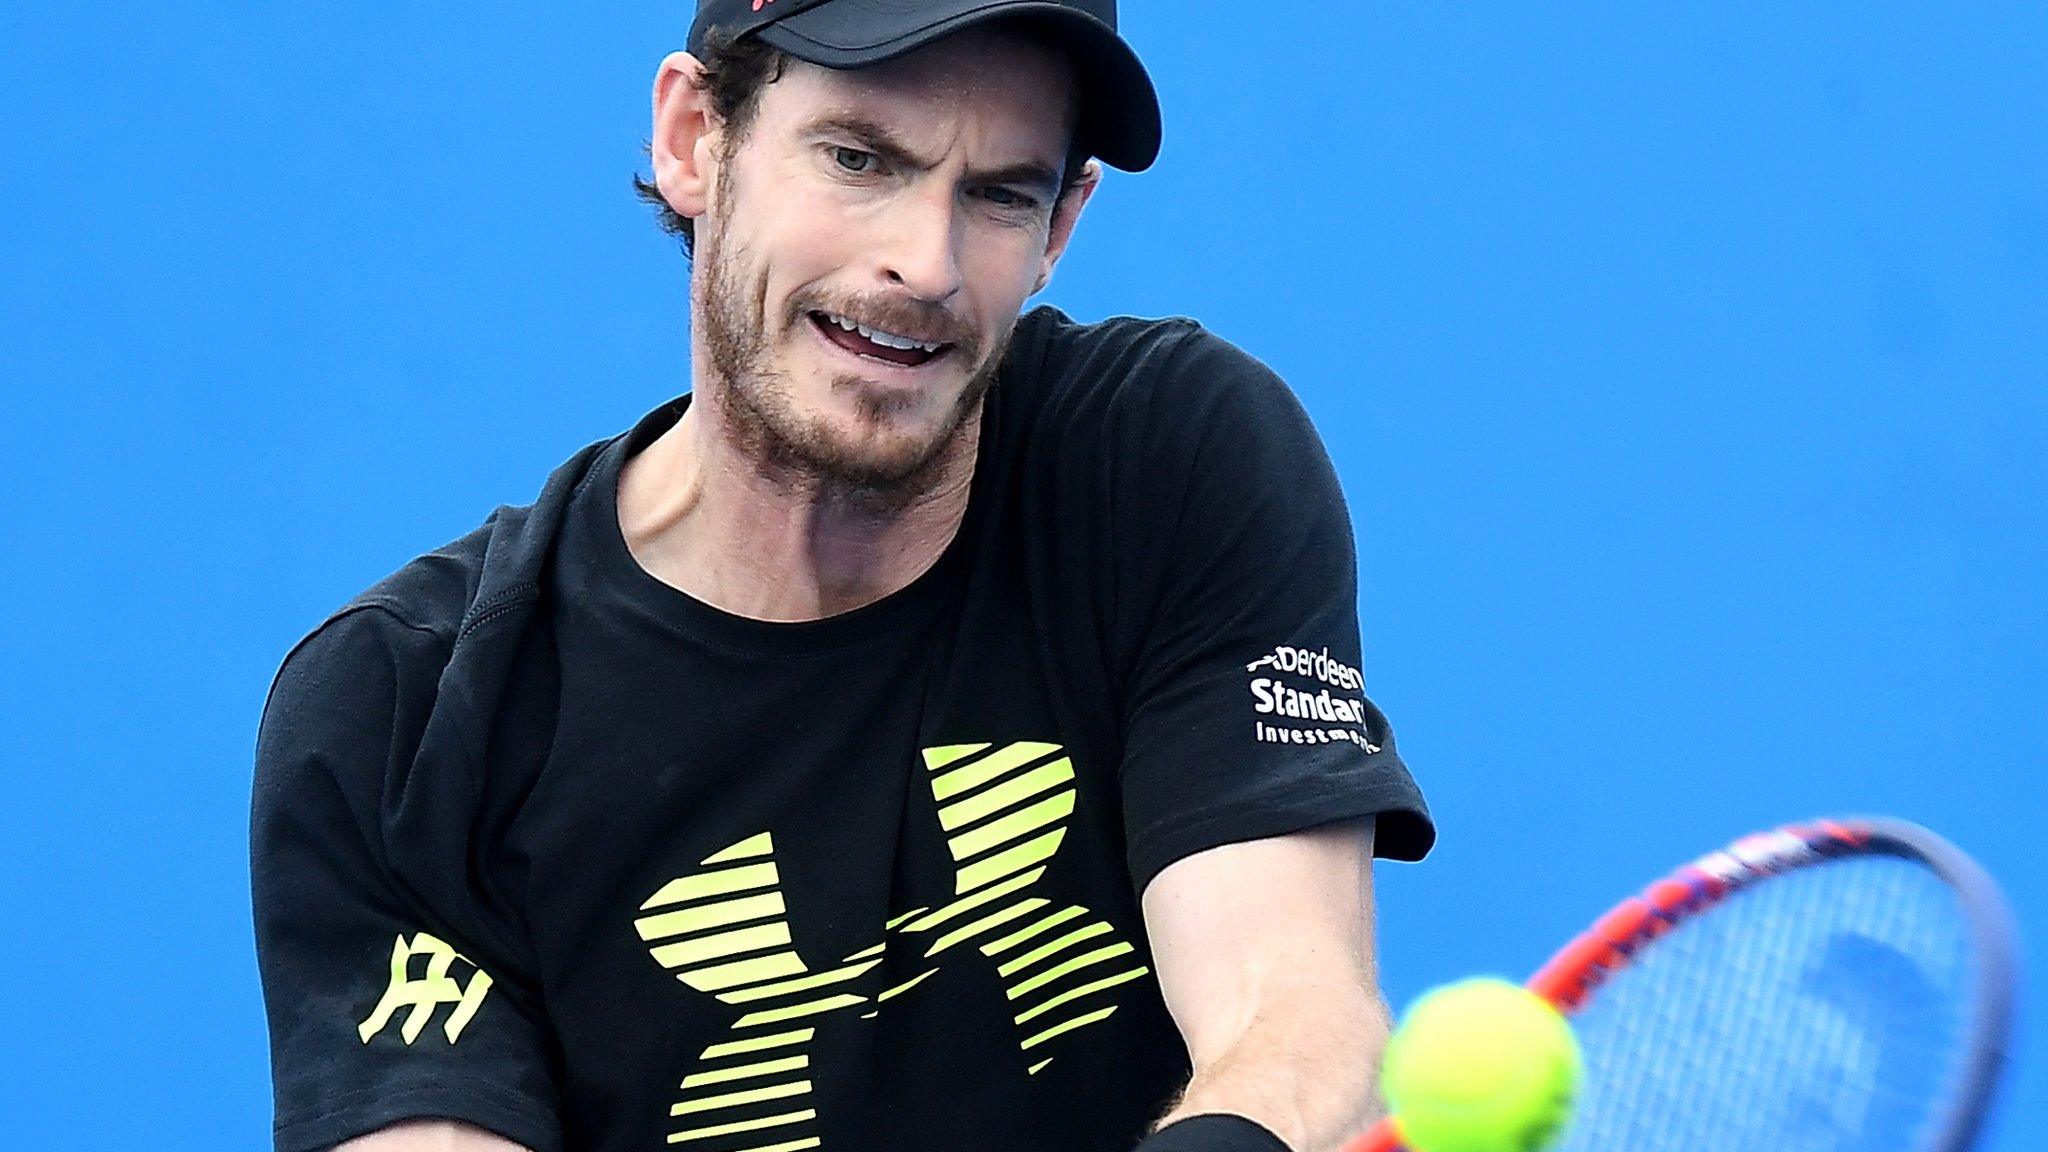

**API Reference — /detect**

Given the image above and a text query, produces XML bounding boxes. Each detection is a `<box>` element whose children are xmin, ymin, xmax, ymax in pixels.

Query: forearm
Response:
<box><xmin>1155</xmin><ymin>982</ymin><xmax>1392</xmax><ymax>1152</ymax></box>
<box><xmin>1140</xmin><ymin>822</ymin><xmax>1387</xmax><ymax>1152</ymax></box>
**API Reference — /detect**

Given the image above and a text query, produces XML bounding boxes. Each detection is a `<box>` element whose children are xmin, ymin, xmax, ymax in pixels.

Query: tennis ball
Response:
<box><xmin>1381</xmin><ymin>978</ymin><xmax>1582</xmax><ymax>1152</ymax></box>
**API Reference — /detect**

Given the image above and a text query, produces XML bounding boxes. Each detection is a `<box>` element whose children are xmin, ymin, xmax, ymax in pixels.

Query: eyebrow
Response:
<box><xmin>802</xmin><ymin>112</ymin><xmax>1065</xmax><ymax>197</ymax></box>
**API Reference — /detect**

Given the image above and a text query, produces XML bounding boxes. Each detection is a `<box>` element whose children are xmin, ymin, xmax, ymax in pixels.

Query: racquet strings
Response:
<box><xmin>1553</xmin><ymin>853</ymin><xmax>1978</xmax><ymax>1152</ymax></box>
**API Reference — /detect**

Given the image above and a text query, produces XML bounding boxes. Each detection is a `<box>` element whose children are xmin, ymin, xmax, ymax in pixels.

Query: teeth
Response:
<box><xmin>864</xmin><ymin>326</ymin><xmax>920</xmax><ymax>351</ymax></box>
<box><xmin>823</xmin><ymin>312</ymin><xmax>943</xmax><ymax>354</ymax></box>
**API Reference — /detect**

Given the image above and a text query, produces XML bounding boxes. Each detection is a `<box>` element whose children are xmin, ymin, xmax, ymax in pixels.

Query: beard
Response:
<box><xmin>695</xmin><ymin>214</ymin><xmax>1011</xmax><ymax>502</ymax></box>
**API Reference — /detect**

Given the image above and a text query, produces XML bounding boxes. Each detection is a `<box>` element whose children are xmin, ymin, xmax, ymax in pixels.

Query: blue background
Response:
<box><xmin>2</xmin><ymin>2</ymin><xmax>2039</xmax><ymax>1148</ymax></box>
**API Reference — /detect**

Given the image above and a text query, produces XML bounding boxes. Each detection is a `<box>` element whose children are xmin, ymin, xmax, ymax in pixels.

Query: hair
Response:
<box><xmin>630</xmin><ymin>28</ymin><xmax>1092</xmax><ymax>261</ymax></box>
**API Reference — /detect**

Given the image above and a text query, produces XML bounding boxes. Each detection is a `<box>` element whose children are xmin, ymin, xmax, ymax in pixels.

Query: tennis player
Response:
<box><xmin>251</xmin><ymin>3</ymin><xmax>1434</xmax><ymax>1151</ymax></box>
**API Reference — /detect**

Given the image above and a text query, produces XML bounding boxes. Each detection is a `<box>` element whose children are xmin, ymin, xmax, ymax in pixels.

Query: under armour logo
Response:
<box><xmin>358</xmin><ymin>932</ymin><xmax>495</xmax><ymax>1045</ymax></box>
<box><xmin>633</xmin><ymin>742</ymin><xmax>1151</xmax><ymax>1148</ymax></box>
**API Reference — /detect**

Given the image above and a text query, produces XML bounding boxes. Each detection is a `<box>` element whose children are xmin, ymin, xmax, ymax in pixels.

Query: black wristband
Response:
<box><xmin>1131</xmin><ymin>1114</ymin><xmax>1292</xmax><ymax>1152</ymax></box>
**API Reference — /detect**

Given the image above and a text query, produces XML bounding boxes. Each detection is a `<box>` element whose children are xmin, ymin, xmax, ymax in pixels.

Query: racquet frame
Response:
<box><xmin>1347</xmin><ymin>816</ymin><xmax>2017</xmax><ymax>1152</ymax></box>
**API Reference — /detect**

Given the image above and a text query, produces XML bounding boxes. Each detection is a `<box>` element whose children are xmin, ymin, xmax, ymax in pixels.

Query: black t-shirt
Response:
<box><xmin>252</xmin><ymin>307</ymin><xmax>1432</xmax><ymax>1152</ymax></box>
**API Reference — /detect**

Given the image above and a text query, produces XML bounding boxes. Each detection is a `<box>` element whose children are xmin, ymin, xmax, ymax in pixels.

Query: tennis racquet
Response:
<box><xmin>1349</xmin><ymin>817</ymin><xmax>2019</xmax><ymax>1152</ymax></box>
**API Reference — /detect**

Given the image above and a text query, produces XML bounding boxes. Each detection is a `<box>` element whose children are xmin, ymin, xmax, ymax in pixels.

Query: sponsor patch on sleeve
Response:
<box><xmin>1244</xmin><ymin>644</ymin><xmax>1380</xmax><ymax>751</ymax></box>
<box><xmin>358</xmin><ymin>932</ymin><xmax>495</xmax><ymax>1045</ymax></box>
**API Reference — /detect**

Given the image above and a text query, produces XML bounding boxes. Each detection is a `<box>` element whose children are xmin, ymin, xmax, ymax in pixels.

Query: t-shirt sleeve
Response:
<box><xmin>1115</xmin><ymin>329</ymin><xmax>1434</xmax><ymax>894</ymax></box>
<box><xmin>251</xmin><ymin>607</ymin><xmax>562</xmax><ymax>1152</ymax></box>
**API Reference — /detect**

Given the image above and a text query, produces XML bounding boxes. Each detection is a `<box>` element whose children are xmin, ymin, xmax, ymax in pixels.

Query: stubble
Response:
<box><xmin>695</xmin><ymin>165</ymin><xmax>1010</xmax><ymax>509</ymax></box>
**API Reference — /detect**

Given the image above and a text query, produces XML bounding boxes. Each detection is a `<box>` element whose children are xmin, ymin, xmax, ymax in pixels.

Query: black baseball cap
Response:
<box><xmin>687</xmin><ymin>0</ymin><xmax>1162</xmax><ymax>172</ymax></box>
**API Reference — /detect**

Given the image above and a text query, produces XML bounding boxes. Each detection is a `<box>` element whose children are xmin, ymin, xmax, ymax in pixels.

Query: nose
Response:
<box><xmin>875</xmin><ymin>184</ymin><xmax>964</xmax><ymax>304</ymax></box>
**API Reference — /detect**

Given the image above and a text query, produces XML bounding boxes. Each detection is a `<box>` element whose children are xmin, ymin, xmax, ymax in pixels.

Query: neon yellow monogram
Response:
<box><xmin>633</xmin><ymin>742</ymin><xmax>1151</xmax><ymax>1149</ymax></box>
<box><xmin>358</xmin><ymin>932</ymin><xmax>495</xmax><ymax>1045</ymax></box>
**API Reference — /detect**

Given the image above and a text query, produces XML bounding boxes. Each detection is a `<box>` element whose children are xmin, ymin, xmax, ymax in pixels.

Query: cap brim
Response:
<box><xmin>757</xmin><ymin>0</ymin><xmax>1161</xmax><ymax>172</ymax></box>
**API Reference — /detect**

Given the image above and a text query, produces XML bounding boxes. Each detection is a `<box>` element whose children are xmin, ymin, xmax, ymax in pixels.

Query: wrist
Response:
<box><xmin>1133</xmin><ymin>1114</ymin><xmax>1292</xmax><ymax>1152</ymax></box>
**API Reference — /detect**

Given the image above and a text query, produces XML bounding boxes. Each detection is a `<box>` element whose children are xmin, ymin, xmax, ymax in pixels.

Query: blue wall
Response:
<box><xmin>2</xmin><ymin>3</ymin><xmax>2037</xmax><ymax>1147</ymax></box>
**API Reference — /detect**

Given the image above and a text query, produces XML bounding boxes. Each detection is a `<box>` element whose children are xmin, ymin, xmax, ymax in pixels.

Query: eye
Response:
<box><xmin>980</xmin><ymin>186</ymin><xmax>1040</xmax><ymax>211</ymax></box>
<box><xmin>832</xmin><ymin>146</ymin><xmax>880</xmax><ymax>174</ymax></box>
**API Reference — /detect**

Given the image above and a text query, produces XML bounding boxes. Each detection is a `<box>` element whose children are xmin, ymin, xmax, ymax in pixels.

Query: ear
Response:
<box><xmin>651</xmin><ymin>51</ymin><xmax>720</xmax><ymax>224</ymax></box>
<box><xmin>1033</xmin><ymin>159</ymin><xmax>1102</xmax><ymax>294</ymax></box>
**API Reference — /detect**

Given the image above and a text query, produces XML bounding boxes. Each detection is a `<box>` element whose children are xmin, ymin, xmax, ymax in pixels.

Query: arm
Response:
<box><xmin>334</xmin><ymin>1120</ymin><xmax>533</xmax><ymax>1152</ymax></box>
<box><xmin>1141</xmin><ymin>819</ymin><xmax>1387</xmax><ymax>1152</ymax></box>
<box><xmin>254</xmin><ymin>610</ymin><xmax>562</xmax><ymax>1152</ymax></box>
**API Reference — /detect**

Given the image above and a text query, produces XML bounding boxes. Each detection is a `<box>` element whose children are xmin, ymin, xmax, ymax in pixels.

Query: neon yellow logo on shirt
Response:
<box><xmin>632</xmin><ymin>741</ymin><xmax>1152</xmax><ymax>1148</ymax></box>
<box><xmin>357</xmin><ymin>932</ymin><xmax>495</xmax><ymax>1045</ymax></box>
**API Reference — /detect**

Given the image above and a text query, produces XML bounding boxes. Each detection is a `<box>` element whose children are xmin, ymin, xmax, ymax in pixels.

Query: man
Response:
<box><xmin>251</xmin><ymin>2</ymin><xmax>1433</xmax><ymax>1151</ymax></box>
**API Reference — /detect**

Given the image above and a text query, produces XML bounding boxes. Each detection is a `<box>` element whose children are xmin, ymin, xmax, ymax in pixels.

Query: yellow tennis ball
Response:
<box><xmin>1381</xmin><ymin>978</ymin><xmax>1582</xmax><ymax>1152</ymax></box>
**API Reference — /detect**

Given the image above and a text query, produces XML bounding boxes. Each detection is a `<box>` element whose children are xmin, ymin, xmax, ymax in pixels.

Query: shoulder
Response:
<box><xmin>257</xmin><ymin>523</ymin><xmax>492</xmax><ymax>772</ymax></box>
<box><xmin>274</xmin><ymin>520</ymin><xmax>489</xmax><ymax>679</ymax></box>
<box><xmin>998</xmin><ymin>306</ymin><xmax>1333</xmax><ymax>494</ymax></box>
<box><xmin>301</xmin><ymin>409</ymin><xmax>630</xmax><ymax>661</ymax></box>
<box><xmin>1008</xmin><ymin>306</ymin><xmax>1286</xmax><ymax>397</ymax></box>
<box><xmin>343</xmin><ymin>521</ymin><xmax>496</xmax><ymax>642</ymax></box>
<box><xmin>258</xmin><ymin>415</ymin><xmax>628</xmax><ymax>769</ymax></box>
<box><xmin>256</xmin><ymin>605</ymin><xmax>452</xmax><ymax>791</ymax></box>
<box><xmin>1006</xmin><ymin>306</ymin><xmax>1205</xmax><ymax>385</ymax></box>
<box><xmin>1003</xmin><ymin>306</ymin><xmax>1317</xmax><ymax>445</ymax></box>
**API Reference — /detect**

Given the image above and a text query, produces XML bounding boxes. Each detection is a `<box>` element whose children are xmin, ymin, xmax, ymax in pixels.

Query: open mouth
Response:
<box><xmin>808</xmin><ymin>310</ymin><xmax>955</xmax><ymax>368</ymax></box>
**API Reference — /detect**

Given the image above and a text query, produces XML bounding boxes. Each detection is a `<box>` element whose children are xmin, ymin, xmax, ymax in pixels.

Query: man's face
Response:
<box><xmin>690</xmin><ymin>29</ymin><xmax>1084</xmax><ymax>490</ymax></box>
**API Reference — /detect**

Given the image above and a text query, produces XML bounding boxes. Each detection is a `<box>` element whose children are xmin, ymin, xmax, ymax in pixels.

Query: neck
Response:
<box><xmin>616</xmin><ymin>389</ymin><xmax>980</xmax><ymax>623</ymax></box>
